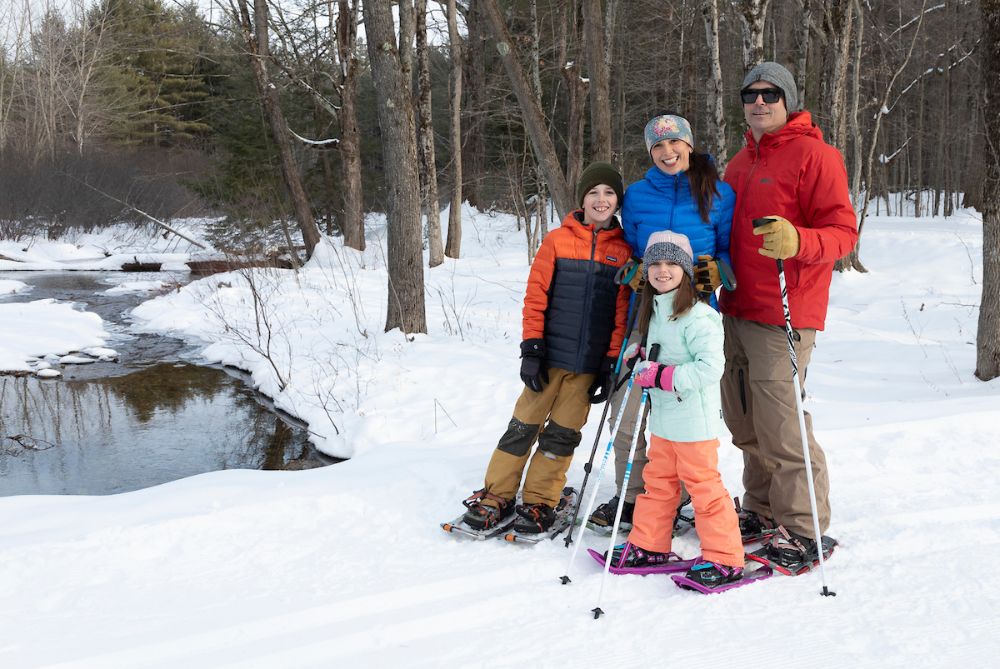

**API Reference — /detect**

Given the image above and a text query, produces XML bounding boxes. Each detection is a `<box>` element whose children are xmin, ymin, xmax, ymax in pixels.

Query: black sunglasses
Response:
<box><xmin>740</xmin><ymin>88</ymin><xmax>783</xmax><ymax>104</ymax></box>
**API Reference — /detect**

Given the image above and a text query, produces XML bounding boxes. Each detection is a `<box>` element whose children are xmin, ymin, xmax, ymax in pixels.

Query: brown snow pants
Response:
<box><xmin>482</xmin><ymin>368</ymin><xmax>595</xmax><ymax>508</ymax></box>
<box><xmin>721</xmin><ymin>316</ymin><xmax>831</xmax><ymax>536</ymax></box>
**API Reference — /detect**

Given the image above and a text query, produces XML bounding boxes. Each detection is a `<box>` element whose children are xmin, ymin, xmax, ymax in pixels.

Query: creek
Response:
<box><xmin>0</xmin><ymin>271</ymin><xmax>332</xmax><ymax>496</ymax></box>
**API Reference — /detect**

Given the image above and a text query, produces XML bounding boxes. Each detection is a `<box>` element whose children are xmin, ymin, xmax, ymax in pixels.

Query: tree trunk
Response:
<box><xmin>235</xmin><ymin>0</ymin><xmax>322</xmax><ymax>258</ymax></box>
<box><xmin>337</xmin><ymin>0</ymin><xmax>365</xmax><ymax>251</ymax></box>
<box><xmin>796</xmin><ymin>0</ymin><xmax>812</xmax><ymax>108</ymax></box>
<box><xmin>583</xmin><ymin>0</ymin><xmax>611</xmax><ymax>161</ymax></box>
<box><xmin>415</xmin><ymin>0</ymin><xmax>443</xmax><ymax>267</ymax></box>
<box><xmin>363</xmin><ymin>0</ymin><xmax>427</xmax><ymax>334</ymax></box>
<box><xmin>445</xmin><ymin>0</ymin><xmax>463</xmax><ymax>259</ymax></box>
<box><xmin>479</xmin><ymin>0</ymin><xmax>574</xmax><ymax>218</ymax></box>
<box><xmin>976</xmin><ymin>0</ymin><xmax>1000</xmax><ymax>380</ymax></box>
<box><xmin>702</xmin><ymin>0</ymin><xmax>727</xmax><ymax>171</ymax></box>
<box><xmin>737</xmin><ymin>0</ymin><xmax>772</xmax><ymax>69</ymax></box>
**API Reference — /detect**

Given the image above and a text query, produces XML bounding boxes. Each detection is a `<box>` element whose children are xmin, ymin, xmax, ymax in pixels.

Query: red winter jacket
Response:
<box><xmin>721</xmin><ymin>112</ymin><xmax>858</xmax><ymax>330</ymax></box>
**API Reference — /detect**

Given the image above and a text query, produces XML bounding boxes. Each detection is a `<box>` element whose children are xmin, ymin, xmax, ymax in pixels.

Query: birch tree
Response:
<box><xmin>702</xmin><ymin>0</ymin><xmax>727</xmax><ymax>169</ymax></box>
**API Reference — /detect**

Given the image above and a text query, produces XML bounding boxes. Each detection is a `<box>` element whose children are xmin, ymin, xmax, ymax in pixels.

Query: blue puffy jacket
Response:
<box><xmin>622</xmin><ymin>166</ymin><xmax>735</xmax><ymax>269</ymax></box>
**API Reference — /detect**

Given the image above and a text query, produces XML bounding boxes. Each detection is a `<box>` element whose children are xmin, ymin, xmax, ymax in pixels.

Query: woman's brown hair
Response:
<box><xmin>636</xmin><ymin>271</ymin><xmax>697</xmax><ymax>335</ymax></box>
<box><xmin>687</xmin><ymin>151</ymin><xmax>721</xmax><ymax>224</ymax></box>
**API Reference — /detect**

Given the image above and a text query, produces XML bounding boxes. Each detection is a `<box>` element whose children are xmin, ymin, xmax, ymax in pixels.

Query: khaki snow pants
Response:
<box><xmin>721</xmin><ymin>316</ymin><xmax>831</xmax><ymax>536</ymax></box>
<box><xmin>609</xmin><ymin>328</ymin><xmax>649</xmax><ymax>504</ymax></box>
<box><xmin>482</xmin><ymin>368</ymin><xmax>595</xmax><ymax>508</ymax></box>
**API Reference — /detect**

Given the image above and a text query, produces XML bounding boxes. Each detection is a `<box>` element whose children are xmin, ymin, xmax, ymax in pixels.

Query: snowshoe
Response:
<box><xmin>735</xmin><ymin>497</ymin><xmax>776</xmax><ymax>544</ymax></box>
<box><xmin>504</xmin><ymin>487</ymin><xmax>578</xmax><ymax>544</ymax></box>
<box><xmin>586</xmin><ymin>495</ymin><xmax>634</xmax><ymax>534</ymax></box>
<box><xmin>587</xmin><ymin>542</ymin><xmax>695</xmax><ymax>574</ymax></box>
<box><xmin>672</xmin><ymin>561</ymin><xmax>772</xmax><ymax>594</ymax></box>
<box><xmin>440</xmin><ymin>489</ymin><xmax>516</xmax><ymax>540</ymax></box>
<box><xmin>511</xmin><ymin>502</ymin><xmax>556</xmax><ymax>534</ymax></box>
<box><xmin>746</xmin><ymin>525</ymin><xmax>838</xmax><ymax>576</ymax></box>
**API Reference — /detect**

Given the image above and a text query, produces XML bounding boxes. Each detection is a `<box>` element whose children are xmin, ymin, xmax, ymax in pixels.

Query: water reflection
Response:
<box><xmin>0</xmin><ymin>363</ymin><xmax>328</xmax><ymax>496</ymax></box>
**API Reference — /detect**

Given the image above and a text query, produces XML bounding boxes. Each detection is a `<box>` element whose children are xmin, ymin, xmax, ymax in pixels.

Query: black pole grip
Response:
<box><xmin>752</xmin><ymin>217</ymin><xmax>776</xmax><ymax>229</ymax></box>
<box><xmin>648</xmin><ymin>343</ymin><xmax>661</xmax><ymax>363</ymax></box>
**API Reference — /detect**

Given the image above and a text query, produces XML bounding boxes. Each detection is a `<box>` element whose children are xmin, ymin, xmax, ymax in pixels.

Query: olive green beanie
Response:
<box><xmin>576</xmin><ymin>162</ymin><xmax>624</xmax><ymax>208</ymax></box>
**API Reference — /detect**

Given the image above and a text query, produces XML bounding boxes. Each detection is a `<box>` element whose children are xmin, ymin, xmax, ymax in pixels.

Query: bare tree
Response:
<box><xmin>444</xmin><ymin>0</ymin><xmax>463</xmax><ymax>259</ymax></box>
<box><xmin>335</xmin><ymin>0</ymin><xmax>365</xmax><ymax>251</ymax></box>
<box><xmin>582</xmin><ymin>0</ymin><xmax>611</xmax><ymax>161</ymax></box>
<box><xmin>415</xmin><ymin>0</ymin><xmax>443</xmax><ymax>267</ymax></box>
<box><xmin>735</xmin><ymin>0</ymin><xmax>772</xmax><ymax>69</ymax></box>
<box><xmin>479</xmin><ymin>0</ymin><xmax>573</xmax><ymax>218</ymax></box>
<box><xmin>363</xmin><ymin>0</ymin><xmax>426</xmax><ymax>334</ymax></box>
<box><xmin>231</xmin><ymin>0</ymin><xmax>322</xmax><ymax>258</ymax></box>
<box><xmin>702</xmin><ymin>0</ymin><xmax>727</xmax><ymax>170</ymax></box>
<box><xmin>977</xmin><ymin>0</ymin><xmax>1000</xmax><ymax>380</ymax></box>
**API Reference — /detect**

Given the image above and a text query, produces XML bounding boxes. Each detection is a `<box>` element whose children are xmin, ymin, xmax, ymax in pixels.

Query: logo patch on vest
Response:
<box><xmin>759</xmin><ymin>177</ymin><xmax>772</xmax><ymax>184</ymax></box>
<box><xmin>606</xmin><ymin>255</ymin><xmax>619</xmax><ymax>263</ymax></box>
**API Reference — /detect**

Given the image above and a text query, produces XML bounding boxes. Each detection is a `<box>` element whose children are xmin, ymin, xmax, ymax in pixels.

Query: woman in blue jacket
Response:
<box><xmin>588</xmin><ymin>113</ymin><xmax>736</xmax><ymax>532</ymax></box>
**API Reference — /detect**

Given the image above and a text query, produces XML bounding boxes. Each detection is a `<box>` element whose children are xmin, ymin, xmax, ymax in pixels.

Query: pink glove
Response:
<box><xmin>634</xmin><ymin>361</ymin><xmax>675</xmax><ymax>391</ymax></box>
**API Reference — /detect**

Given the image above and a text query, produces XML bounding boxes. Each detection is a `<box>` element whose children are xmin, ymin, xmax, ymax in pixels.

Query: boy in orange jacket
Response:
<box><xmin>460</xmin><ymin>162</ymin><xmax>632</xmax><ymax>535</ymax></box>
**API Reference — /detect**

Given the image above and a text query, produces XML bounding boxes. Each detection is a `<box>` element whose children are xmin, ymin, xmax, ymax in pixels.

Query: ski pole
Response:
<box><xmin>591</xmin><ymin>344</ymin><xmax>659</xmax><ymax>619</ymax></box>
<box><xmin>559</xmin><ymin>367</ymin><xmax>641</xmax><ymax>585</ymax></box>
<box><xmin>564</xmin><ymin>293</ymin><xmax>640</xmax><ymax>547</ymax></box>
<box><xmin>753</xmin><ymin>217</ymin><xmax>836</xmax><ymax>598</ymax></box>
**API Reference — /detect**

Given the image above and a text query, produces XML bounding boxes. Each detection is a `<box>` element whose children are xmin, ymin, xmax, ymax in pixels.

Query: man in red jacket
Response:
<box><xmin>720</xmin><ymin>62</ymin><xmax>858</xmax><ymax>568</ymax></box>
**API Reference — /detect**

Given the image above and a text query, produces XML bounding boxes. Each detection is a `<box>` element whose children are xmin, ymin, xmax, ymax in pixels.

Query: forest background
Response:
<box><xmin>2</xmin><ymin>0</ymin><xmax>998</xmax><ymax>375</ymax></box>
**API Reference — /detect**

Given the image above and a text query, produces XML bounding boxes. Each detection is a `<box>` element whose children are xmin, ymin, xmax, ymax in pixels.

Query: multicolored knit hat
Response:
<box><xmin>643</xmin><ymin>230</ymin><xmax>694</xmax><ymax>280</ymax></box>
<box><xmin>643</xmin><ymin>115</ymin><xmax>695</xmax><ymax>155</ymax></box>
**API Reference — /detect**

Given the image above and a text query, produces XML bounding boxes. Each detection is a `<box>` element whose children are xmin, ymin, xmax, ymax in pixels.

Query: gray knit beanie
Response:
<box><xmin>643</xmin><ymin>230</ymin><xmax>694</xmax><ymax>281</ymax></box>
<box><xmin>741</xmin><ymin>62</ymin><xmax>799</xmax><ymax>112</ymax></box>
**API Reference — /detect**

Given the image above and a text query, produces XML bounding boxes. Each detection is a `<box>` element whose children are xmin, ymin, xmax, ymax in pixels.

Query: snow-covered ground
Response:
<box><xmin>1</xmin><ymin>206</ymin><xmax>998</xmax><ymax>667</ymax></box>
<box><xmin>0</xmin><ymin>220</ymin><xmax>212</xmax><ymax>271</ymax></box>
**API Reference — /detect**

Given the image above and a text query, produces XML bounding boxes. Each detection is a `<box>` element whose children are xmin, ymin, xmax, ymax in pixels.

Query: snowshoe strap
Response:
<box><xmin>462</xmin><ymin>488</ymin><xmax>509</xmax><ymax>510</ymax></box>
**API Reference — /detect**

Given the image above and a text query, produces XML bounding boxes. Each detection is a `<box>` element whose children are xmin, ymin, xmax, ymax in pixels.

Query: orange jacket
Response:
<box><xmin>721</xmin><ymin>112</ymin><xmax>858</xmax><ymax>330</ymax></box>
<box><xmin>522</xmin><ymin>211</ymin><xmax>632</xmax><ymax>374</ymax></box>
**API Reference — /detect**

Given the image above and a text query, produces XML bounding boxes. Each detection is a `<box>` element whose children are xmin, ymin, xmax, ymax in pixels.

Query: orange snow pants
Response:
<box><xmin>627</xmin><ymin>434</ymin><xmax>744</xmax><ymax>568</ymax></box>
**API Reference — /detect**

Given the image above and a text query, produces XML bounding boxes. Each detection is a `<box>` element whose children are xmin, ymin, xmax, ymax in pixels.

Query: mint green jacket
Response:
<box><xmin>645</xmin><ymin>291</ymin><xmax>724</xmax><ymax>442</ymax></box>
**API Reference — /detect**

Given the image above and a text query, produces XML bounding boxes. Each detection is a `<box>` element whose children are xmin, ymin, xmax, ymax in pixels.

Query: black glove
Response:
<box><xmin>519</xmin><ymin>339</ymin><xmax>548</xmax><ymax>392</ymax></box>
<box><xmin>587</xmin><ymin>357</ymin><xmax>616</xmax><ymax>404</ymax></box>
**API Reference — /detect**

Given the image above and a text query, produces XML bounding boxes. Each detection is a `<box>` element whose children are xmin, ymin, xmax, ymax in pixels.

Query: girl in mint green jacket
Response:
<box><xmin>608</xmin><ymin>230</ymin><xmax>745</xmax><ymax>590</ymax></box>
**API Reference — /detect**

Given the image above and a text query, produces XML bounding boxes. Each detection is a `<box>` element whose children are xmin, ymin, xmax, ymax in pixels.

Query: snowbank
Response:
<box><xmin>0</xmin><ymin>278</ymin><xmax>30</xmax><ymax>295</ymax></box>
<box><xmin>0</xmin><ymin>220</ymin><xmax>214</xmax><ymax>271</ymax></box>
<box><xmin>0</xmin><ymin>299</ymin><xmax>109</xmax><ymax>372</ymax></box>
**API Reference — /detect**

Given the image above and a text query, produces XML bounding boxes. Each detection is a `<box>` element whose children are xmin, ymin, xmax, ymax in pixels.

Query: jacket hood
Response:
<box><xmin>743</xmin><ymin>111</ymin><xmax>823</xmax><ymax>152</ymax></box>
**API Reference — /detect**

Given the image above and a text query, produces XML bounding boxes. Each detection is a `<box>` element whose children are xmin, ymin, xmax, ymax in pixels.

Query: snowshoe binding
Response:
<box><xmin>672</xmin><ymin>560</ymin><xmax>772</xmax><ymax>594</ymax></box>
<box><xmin>747</xmin><ymin>525</ymin><xmax>837</xmax><ymax>576</ymax></box>
<box><xmin>504</xmin><ymin>487</ymin><xmax>578</xmax><ymax>544</ymax></box>
<box><xmin>586</xmin><ymin>495</ymin><xmax>634</xmax><ymax>534</ymax></box>
<box><xmin>440</xmin><ymin>489</ymin><xmax>516</xmax><ymax>540</ymax></box>
<box><xmin>587</xmin><ymin>542</ymin><xmax>695</xmax><ymax>574</ymax></box>
<box><xmin>735</xmin><ymin>497</ymin><xmax>776</xmax><ymax>544</ymax></box>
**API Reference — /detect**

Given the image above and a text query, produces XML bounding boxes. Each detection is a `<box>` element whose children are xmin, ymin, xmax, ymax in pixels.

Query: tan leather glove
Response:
<box><xmin>752</xmin><ymin>216</ymin><xmax>800</xmax><ymax>260</ymax></box>
<box><xmin>694</xmin><ymin>255</ymin><xmax>722</xmax><ymax>298</ymax></box>
<box><xmin>628</xmin><ymin>260</ymin><xmax>644</xmax><ymax>293</ymax></box>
